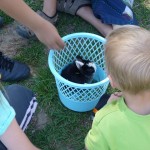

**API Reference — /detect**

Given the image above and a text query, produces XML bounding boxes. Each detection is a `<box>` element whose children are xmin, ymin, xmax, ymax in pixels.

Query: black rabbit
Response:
<box><xmin>61</xmin><ymin>55</ymin><xmax>96</xmax><ymax>84</ymax></box>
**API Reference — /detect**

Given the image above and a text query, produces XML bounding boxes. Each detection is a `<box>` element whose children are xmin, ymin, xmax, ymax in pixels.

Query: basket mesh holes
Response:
<box><xmin>57</xmin><ymin>78</ymin><xmax>108</xmax><ymax>102</ymax></box>
<box><xmin>51</xmin><ymin>34</ymin><xmax>109</xmax><ymax>104</ymax></box>
<box><xmin>48</xmin><ymin>33</ymin><xmax>110</xmax><ymax>112</ymax></box>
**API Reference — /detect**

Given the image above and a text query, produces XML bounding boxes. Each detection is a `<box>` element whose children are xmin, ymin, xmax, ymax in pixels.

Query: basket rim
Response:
<box><xmin>48</xmin><ymin>32</ymin><xmax>109</xmax><ymax>88</ymax></box>
<box><xmin>62</xmin><ymin>32</ymin><xmax>106</xmax><ymax>43</ymax></box>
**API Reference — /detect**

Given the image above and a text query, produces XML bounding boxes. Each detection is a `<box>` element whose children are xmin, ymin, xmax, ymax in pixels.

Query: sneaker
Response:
<box><xmin>0</xmin><ymin>52</ymin><xmax>30</xmax><ymax>82</ymax></box>
<box><xmin>0</xmin><ymin>16</ymin><xmax>4</xmax><ymax>28</ymax></box>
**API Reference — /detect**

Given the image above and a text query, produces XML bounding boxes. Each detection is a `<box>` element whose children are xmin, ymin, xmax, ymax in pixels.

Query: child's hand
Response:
<box><xmin>34</xmin><ymin>20</ymin><xmax>65</xmax><ymax>50</ymax></box>
<box><xmin>107</xmin><ymin>92</ymin><xmax>122</xmax><ymax>103</ymax></box>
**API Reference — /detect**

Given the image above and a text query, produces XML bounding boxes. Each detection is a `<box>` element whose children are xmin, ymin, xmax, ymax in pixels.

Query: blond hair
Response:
<box><xmin>105</xmin><ymin>25</ymin><xmax>150</xmax><ymax>94</ymax></box>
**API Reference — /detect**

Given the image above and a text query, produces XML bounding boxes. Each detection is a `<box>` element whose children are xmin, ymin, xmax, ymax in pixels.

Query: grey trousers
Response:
<box><xmin>0</xmin><ymin>84</ymin><xmax>38</xmax><ymax>150</ymax></box>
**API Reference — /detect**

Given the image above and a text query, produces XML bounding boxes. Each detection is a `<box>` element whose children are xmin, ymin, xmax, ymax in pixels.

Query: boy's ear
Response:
<box><xmin>108</xmin><ymin>75</ymin><xmax>117</xmax><ymax>88</ymax></box>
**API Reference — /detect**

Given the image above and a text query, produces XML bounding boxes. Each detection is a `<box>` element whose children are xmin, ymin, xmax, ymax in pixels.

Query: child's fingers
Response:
<box><xmin>107</xmin><ymin>92</ymin><xmax>123</xmax><ymax>103</ymax></box>
<box><xmin>107</xmin><ymin>94</ymin><xmax>118</xmax><ymax>103</ymax></box>
<box><xmin>114</xmin><ymin>92</ymin><xmax>122</xmax><ymax>97</ymax></box>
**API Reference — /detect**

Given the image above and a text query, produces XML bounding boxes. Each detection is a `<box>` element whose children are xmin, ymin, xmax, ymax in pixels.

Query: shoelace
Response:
<box><xmin>0</xmin><ymin>52</ymin><xmax>14</xmax><ymax>72</ymax></box>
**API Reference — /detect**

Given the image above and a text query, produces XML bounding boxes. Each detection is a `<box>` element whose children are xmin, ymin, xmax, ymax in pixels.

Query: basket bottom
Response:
<box><xmin>58</xmin><ymin>91</ymin><xmax>101</xmax><ymax>112</ymax></box>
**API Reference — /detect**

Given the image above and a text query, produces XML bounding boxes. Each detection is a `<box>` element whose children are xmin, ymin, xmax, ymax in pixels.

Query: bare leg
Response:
<box><xmin>76</xmin><ymin>6</ymin><xmax>113</xmax><ymax>37</ymax></box>
<box><xmin>42</xmin><ymin>1</ymin><xmax>113</xmax><ymax>37</ymax></box>
<box><xmin>42</xmin><ymin>0</ymin><xmax>57</xmax><ymax>17</ymax></box>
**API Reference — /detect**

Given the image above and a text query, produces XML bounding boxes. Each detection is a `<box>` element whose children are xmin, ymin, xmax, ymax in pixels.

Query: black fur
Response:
<box><xmin>61</xmin><ymin>55</ymin><xmax>96</xmax><ymax>84</ymax></box>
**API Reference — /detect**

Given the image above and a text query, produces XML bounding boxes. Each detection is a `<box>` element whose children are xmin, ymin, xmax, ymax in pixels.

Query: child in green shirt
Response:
<box><xmin>85</xmin><ymin>25</ymin><xmax>150</xmax><ymax>150</ymax></box>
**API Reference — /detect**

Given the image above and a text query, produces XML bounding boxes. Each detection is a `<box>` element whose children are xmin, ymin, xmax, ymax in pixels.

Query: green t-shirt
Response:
<box><xmin>0</xmin><ymin>91</ymin><xmax>15</xmax><ymax>136</ymax></box>
<box><xmin>85</xmin><ymin>97</ymin><xmax>150</xmax><ymax>150</ymax></box>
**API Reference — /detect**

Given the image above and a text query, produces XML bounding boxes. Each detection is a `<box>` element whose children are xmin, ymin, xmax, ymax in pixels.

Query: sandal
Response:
<box><xmin>57</xmin><ymin>0</ymin><xmax>91</xmax><ymax>15</ymax></box>
<box><xmin>16</xmin><ymin>10</ymin><xmax>58</xmax><ymax>39</ymax></box>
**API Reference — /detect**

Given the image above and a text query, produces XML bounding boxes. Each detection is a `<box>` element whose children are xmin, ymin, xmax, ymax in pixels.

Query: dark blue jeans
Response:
<box><xmin>91</xmin><ymin>0</ymin><xmax>138</xmax><ymax>25</ymax></box>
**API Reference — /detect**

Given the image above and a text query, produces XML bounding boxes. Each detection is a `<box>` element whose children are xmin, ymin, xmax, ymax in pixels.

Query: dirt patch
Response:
<box><xmin>30</xmin><ymin>108</ymin><xmax>50</xmax><ymax>132</ymax></box>
<box><xmin>35</xmin><ymin>108</ymin><xmax>50</xmax><ymax>130</ymax></box>
<box><xmin>0</xmin><ymin>21</ymin><xmax>28</xmax><ymax>57</ymax></box>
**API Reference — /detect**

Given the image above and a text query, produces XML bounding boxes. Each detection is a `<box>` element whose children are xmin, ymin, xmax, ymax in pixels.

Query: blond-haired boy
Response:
<box><xmin>85</xmin><ymin>25</ymin><xmax>150</xmax><ymax>150</ymax></box>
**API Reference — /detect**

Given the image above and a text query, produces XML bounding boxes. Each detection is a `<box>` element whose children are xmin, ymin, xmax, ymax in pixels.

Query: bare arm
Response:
<box><xmin>1</xmin><ymin>118</ymin><xmax>40</xmax><ymax>150</ymax></box>
<box><xmin>0</xmin><ymin>0</ymin><xmax>64</xmax><ymax>50</ymax></box>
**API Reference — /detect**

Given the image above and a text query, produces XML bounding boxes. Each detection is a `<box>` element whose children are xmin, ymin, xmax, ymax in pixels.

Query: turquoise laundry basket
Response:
<box><xmin>48</xmin><ymin>33</ymin><xmax>109</xmax><ymax>112</ymax></box>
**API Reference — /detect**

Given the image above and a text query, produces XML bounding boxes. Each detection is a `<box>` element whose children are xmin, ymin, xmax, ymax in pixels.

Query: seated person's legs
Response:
<box><xmin>3</xmin><ymin>84</ymin><xmax>38</xmax><ymax>130</ymax></box>
<box><xmin>0</xmin><ymin>84</ymin><xmax>38</xmax><ymax>150</ymax></box>
<box><xmin>56</xmin><ymin>0</ymin><xmax>113</xmax><ymax>36</ymax></box>
<box><xmin>43</xmin><ymin>0</ymin><xmax>57</xmax><ymax>17</ymax></box>
<box><xmin>17</xmin><ymin>0</ymin><xmax>112</xmax><ymax>37</ymax></box>
<box><xmin>76</xmin><ymin>6</ymin><xmax>113</xmax><ymax>37</ymax></box>
<box><xmin>17</xmin><ymin>0</ymin><xmax>137</xmax><ymax>38</ymax></box>
<box><xmin>57</xmin><ymin>0</ymin><xmax>131</xmax><ymax>36</ymax></box>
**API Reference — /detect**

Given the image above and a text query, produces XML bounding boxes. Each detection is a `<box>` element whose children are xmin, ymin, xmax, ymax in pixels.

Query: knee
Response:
<box><xmin>76</xmin><ymin>5</ymin><xmax>92</xmax><ymax>16</ymax></box>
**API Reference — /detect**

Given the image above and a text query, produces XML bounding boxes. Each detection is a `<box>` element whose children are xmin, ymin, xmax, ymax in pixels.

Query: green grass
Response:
<box><xmin>0</xmin><ymin>0</ymin><xmax>150</xmax><ymax>149</ymax></box>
